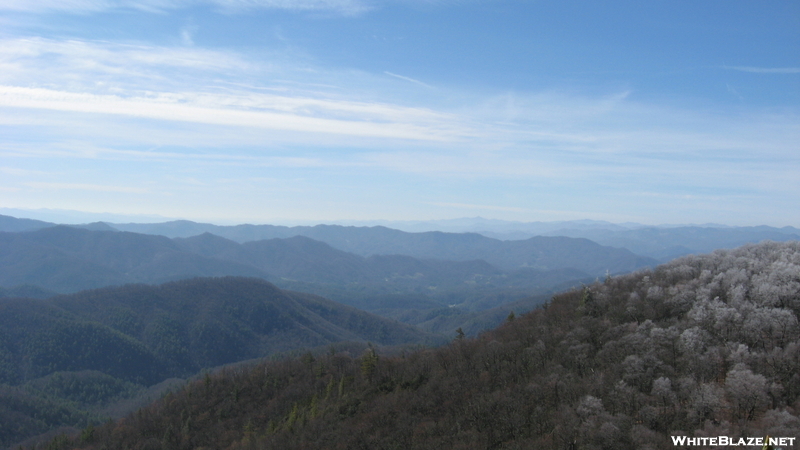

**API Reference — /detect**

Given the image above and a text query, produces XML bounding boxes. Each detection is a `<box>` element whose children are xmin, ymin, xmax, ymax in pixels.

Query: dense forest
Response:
<box><xmin>0</xmin><ymin>278</ymin><xmax>439</xmax><ymax>449</ymax></box>
<box><xmin>0</xmin><ymin>277</ymin><xmax>436</xmax><ymax>385</ymax></box>
<box><xmin>28</xmin><ymin>240</ymin><xmax>799</xmax><ymax>449</ymax></box>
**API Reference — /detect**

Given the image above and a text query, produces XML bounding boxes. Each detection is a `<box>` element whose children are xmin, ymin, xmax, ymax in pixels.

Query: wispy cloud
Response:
<box><xmin>0</xmin><ymin>37</ymin><xmax>253</xmax><ymax>84</ymax></box>
<box><xmin>0</xmin><ymin>85</ymin><xmax>461</xmax><ymax>141</ymax></box>
<box><xmin>209</xmin><ymin>0</ymin><xmax>369</xmax><ymax>14</ymax></box>
<box><xmin>0</xmin><ymin>0</ymin><xmax>109</xmax><ymax>13</ymax></box>
<box><xmin>0</xmin><ymin>166</ymin><xmax>47</xmax><ymax>176</ymax></box>
<box><xmin>0</xmin><ymin>0</ymin><xmax>370</xmax><ymax>14</ymax></box>
<box><xmin>25</xmin><ymin>182</ymin><xmax>149</xmax><ymax>193</ymax></box>
<box><xmin>0</xmin><ymin>37</ymin><xmax>471</xmax><ymax>143</ymax></box>
<box><xmin>722</xmin><ymin>66</ymin><xmax>800</xmax><ymax>74</ymax></box>
<box><xmin>1</xmin><ymin>33</ymin><xmax>798</xmax><ymax>225</ymax></box>
<box><xmin>384</xmin><ymin>71</ymin><xmax>433</xmax><ymax>88</ymax></box>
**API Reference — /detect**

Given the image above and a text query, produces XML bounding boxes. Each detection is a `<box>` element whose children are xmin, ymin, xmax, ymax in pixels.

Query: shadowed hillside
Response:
<box><xmin>0</xmin><ymin>277</ymin><xmax>437</xmax><ymax>385</ymax></box>
<box><xmin>0</xmin><ymin>227</ymin><xmax>269</xmax><ymax>293</ymax></box>
<box><xmin>0</xmin><ymin>277</ymin><xmax>438</xmax><ymax>449</ymax></box>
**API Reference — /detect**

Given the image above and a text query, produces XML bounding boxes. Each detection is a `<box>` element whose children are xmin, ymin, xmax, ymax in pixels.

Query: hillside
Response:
<box><xmin>38</xmin><ymin>240</ymin><xmax>800</xmax><ymax>450</ymax></box>
<box><xmin>0</xmin><ymin>215</ymin><xmax>53</xmax><ymax>233</ymax></box>
<box><xmin>0</xmin><ymin>277</ymin><xmax>437</xmax><ymax>449</ymax></box>
<box><xmin>540</xmin><ymin>225</ymin><xmax>800</xmax><ymax>261</ymax></box>
<box><xmin>0</xmin><ymin>227</ymin><xmax>269</xmax><ymax>293</ymax></box>
<box><xmin>0</xmin><ymin>285</ymin><xmax>56</xmax><ymax>299</ymax></box>
<box><xmin>0</xmin><ymin>277</ymin><xmax>436</xmax><ymax>385</ymax></box>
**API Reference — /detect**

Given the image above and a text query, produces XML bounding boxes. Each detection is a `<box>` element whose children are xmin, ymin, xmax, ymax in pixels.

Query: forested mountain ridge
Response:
<box><xmin>537</xmin><ymin>225</ymin><xmax>800</xmax><ymax>261</ymax></box>
<box><xmin>0</xmin><ymin>284</ymin><xmax>56</xmax><ymax>299</ymax></box>
<box><xmin>0</xmin><ymin>226</ymin><xmax>642</xmax><ymax>313</ymax></box>
<box><xmin>0</xmin><ymin>277</ymin><xmax>439</xmax><ymax>449</ymax></box>
<box><xmin>0</xmin><ymin>227</ymin><xmax>269</xmax><ymax>293</ymax></box>
<box><xmin>40</xmin><ymin>240</ymin><xmax>800</xmax><ymax>450</ymax></box>
<box><xmin>0</xmin><ymin>277</ymin><xmax>436</xmax><ymax>385</ymax></box>
<box><xmin>177</xmin><ymin>233</ymin><xmax>506</xmax><ymax>286</ymax></box>
<box><xmin>0</xmin><ymin>215</ymin><xmax>52</xmax><ymax>233</ymax></box>
<box><xmin>2</xmin><ymin>213</ymin><xmax>797</xmax><ymax>264</ymax></box>
<box><xmin>82</xmin><ymin>216</ymin><xmax>800</xmax><ymax>262</ymax></box>
<box><xmin>125</xmin><ymin>222</ymin><xmax>656</xmax><ymax>275</ymax></box>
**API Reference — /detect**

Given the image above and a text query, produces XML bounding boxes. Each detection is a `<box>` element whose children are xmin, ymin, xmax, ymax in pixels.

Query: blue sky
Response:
<box><xmin>0</xmin><ymin>0</ymin><xmax>798</xmax><ymax>226</ymax></box>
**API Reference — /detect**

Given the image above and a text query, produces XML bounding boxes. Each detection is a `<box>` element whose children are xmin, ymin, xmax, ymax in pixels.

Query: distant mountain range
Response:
<box><xmin>108</xmin><ymin>219</ymin><xmax>800</xmax><ymax>262</ymax></box>
<box><xmin>3</xmin><ymin>213</ymin><xmax>796</xmax><ymax>262</ymax></box>
<box><xmin>332</xmin><ymin>217</ymin><xmax>800</xmax><ymax>262</ymax></box>
<box><xmin>0</xmin><ymin>221</ymin><xmax>654</xmax><ymax>295</ymax></box>
<box><xmin>176</xmin><ymin>229</ymin><xmax>653</xmax><ymax>276</ymax></box>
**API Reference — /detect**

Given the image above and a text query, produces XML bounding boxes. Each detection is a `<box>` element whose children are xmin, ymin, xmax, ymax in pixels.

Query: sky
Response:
<box><xmin>0</xmin><ymin>0</ymin><xmax>798</xmax><ymax>226</ymax></box>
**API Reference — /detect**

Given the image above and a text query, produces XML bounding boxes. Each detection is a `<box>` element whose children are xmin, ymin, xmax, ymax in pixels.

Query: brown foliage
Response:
<box><xmin>35</xmin><ymin>242</ymin><xmax>800</xmax><ymax>450</ymax></box>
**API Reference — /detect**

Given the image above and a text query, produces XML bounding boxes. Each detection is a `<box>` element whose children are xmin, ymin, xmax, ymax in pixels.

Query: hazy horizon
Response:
<box><xmin>1</xmin><ymin>207</ymin><xmax>797</xmax><ymax>230</ymax></box>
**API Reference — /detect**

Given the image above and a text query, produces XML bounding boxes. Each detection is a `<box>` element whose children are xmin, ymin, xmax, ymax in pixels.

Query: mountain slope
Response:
<box><xmin>0</xmin><ymin>276</ymin><xmax>438</xmax><ymax>387</ymax></box>
<box><xmin>0</xmin><ymin>215</ymin><xmax>53</xmax><ymax>233</ymax></box>
<box><xmin>48</xmin><ymin>277</ymin><xmax>439</xmax><ymax>373</ymax></box>
<box><xmin>0</xmin><ymin>277</ymin><xmax>440</xmax><ymax>449</ymax></box>
<box><xmin>542</xmin><ymin>225</ymin><xmax>800</xmax><ymax>260</ymax></box>
<box><xmin>44</xmin><ymin>240</ymin><xmax>800</xmax><ymax>450</ymax></box>
<box><xmin>0</xmin><ymin>227</ymin><xmax>269</xmax><ymax>292</ymax></box>
<box><xmin>0</xmin><ymin>297</ymin><xmax>164</xmax><ymax>385</ymax></box>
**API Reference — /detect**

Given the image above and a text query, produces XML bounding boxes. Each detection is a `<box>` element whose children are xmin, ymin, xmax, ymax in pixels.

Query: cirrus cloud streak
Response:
<box><xmin>0</xmin><ymin>0</ymin><xmax>371</xmax><ymax>14</ymax></box>
<box><xmin>0</xmin><ymin>85</ymin><xmax>456</xmax><ymax>141</ymax></box>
